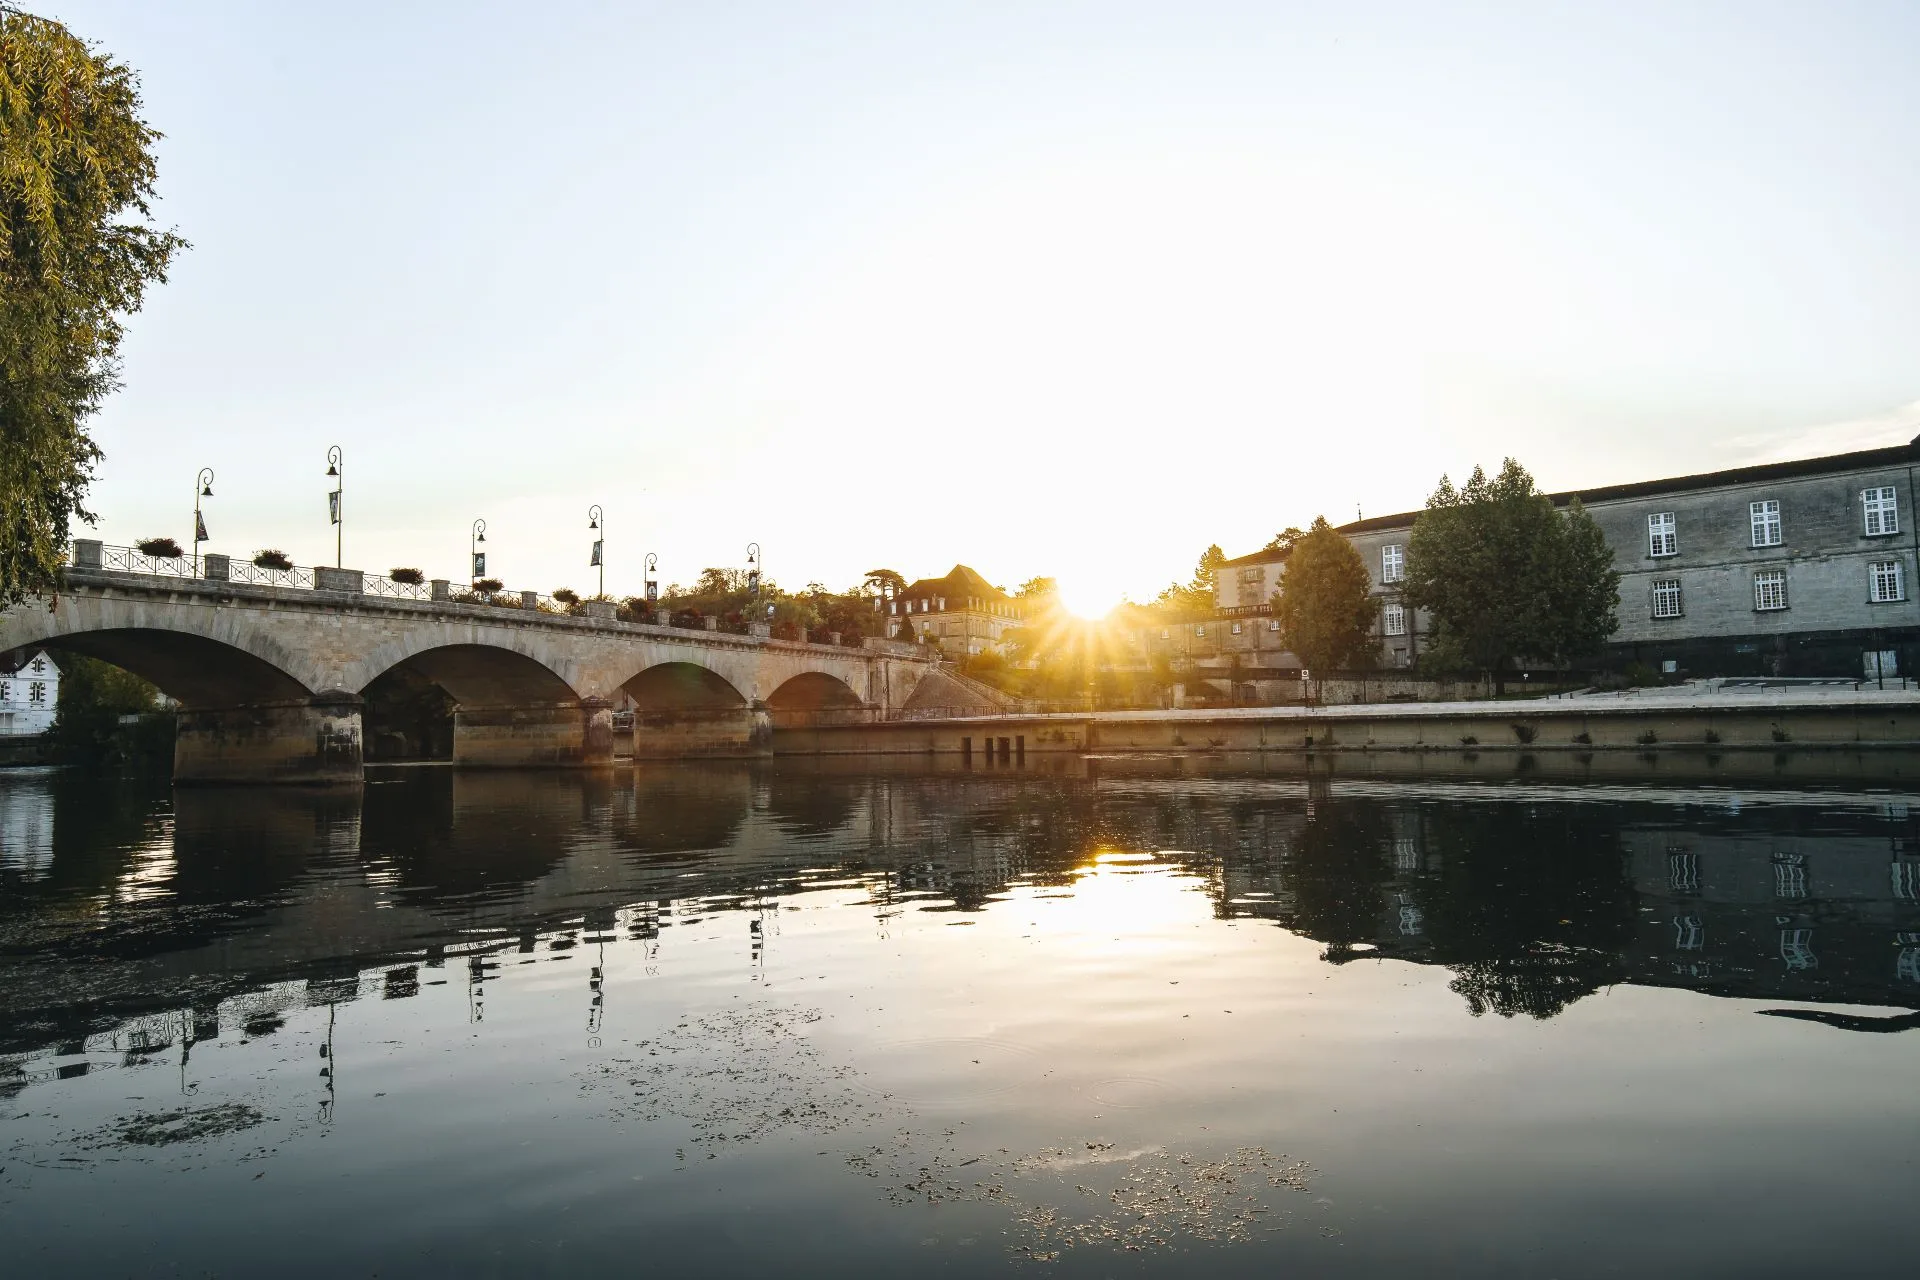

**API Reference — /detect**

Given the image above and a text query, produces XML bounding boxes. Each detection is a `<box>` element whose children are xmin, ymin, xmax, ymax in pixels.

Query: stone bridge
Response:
<box><xmin>0</xmin><ymin>550</ymin><xmax>939</xmax><ymax>783</ymax></box>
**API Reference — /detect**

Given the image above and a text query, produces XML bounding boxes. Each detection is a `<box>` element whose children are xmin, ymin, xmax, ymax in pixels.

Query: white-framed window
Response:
<box><xmin>1750</xmin><ymin>500</ymin><xmax>1782</xmax><ymax>547</ymax></box>
<box><xmin>1651</xmin><ymin>578</ymin><xmax>1683</xmax><ymax>619</ymax></box>
<box><xmin>1667</xmin><ymin>850</ymin><xmax>1700</xmax><ymax>892</ymax></box>
<box><xmin>1780</xmin><ymin>928</ymin><xmax>1817</xmax><ymax>971</ymax></box>
<box><xmin>1647</xmin><ymin>511</ymin><xmax>1677</xmax><ymax>557</ymax></box>
<box><xmin>1864</xmin><ymin>486</ymin><xmax>1900</xmax><ymax>536</ymax></box>
<box><xmin>1381</xmin><ymin>544</ymin><xmax>1405</xmax><ymax>583</ymax></box>
<box><xmin>1753</xmin><ymin>569</ymin><xmax>1788</xmax><ymax>611</ymax></box>
<box><xmin>1383</xmin><ymin>603</ymin><xmax>1407</xmax><ymax>636</ymax></box>
<box><xmin>1673</xmin><ymin>916</ymin><xmax>1704</xmax><ymax>951</ymax></box>
<box><xmin>28</xmin><ymin>682</ymin><xmax>46</xmax><ymax>704</ymax></box>
<box><xmin>0</xmin><ymin>681</ymin><xmax>10</xmax><ymax>702</ymax></box>
<box><xmin>1193</xmin><ymin>624</ymin><xmax>1206</xmax><ymax>637</ymax></box>
<box><xmin>1267</xmin><ymin>618</ymin><xmax>1280</xmax><ymax>631</ymax></box>
<box><xmin>1871</xmin><ymin>559</ymin><xmax>1905</xmax><ymax>603</ymax></box>
<box><xmin>1159</xmin><ymin>628</ymin><xmax>1170</xmax><ymax>640</ymax></box>
<box><xmin>29</xmin><ymin>657</ymin><xmax>44</xmax><ymax>674</ymax></box>
<box><xmin>1230</xmin><ymin>621</ymin><xmax>1242</xmax><ymax>635</ymax></box>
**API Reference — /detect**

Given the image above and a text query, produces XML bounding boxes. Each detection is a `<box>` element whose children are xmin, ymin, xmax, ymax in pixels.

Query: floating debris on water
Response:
<box><xmin>580</xmin><ymin>1002</ymin><xmax>1319</xmax><ymax>1263</ymax></box>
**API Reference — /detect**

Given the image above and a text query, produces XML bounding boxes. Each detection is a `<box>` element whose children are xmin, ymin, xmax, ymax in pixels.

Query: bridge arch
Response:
<box><xmin>18</xmin><ymin>628</ymin><xmax>314</xmax><ymax>708</ymax></box>
<box><xmin>622</xmin><ymin>661</ymin><xmax>748</xmax><ymax>711</ymax></box>
<box><xmin>765</xmin><ymin>671</ymin><xmax>866</xmax><ymax>711</ymax></box>
<box><xmin>357</xmin><ymin>643</ymin><xmax>580</xmax><ymax>708</ymax></box>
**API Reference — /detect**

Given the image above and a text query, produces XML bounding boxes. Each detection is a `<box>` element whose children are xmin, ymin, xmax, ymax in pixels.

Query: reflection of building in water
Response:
<box><xmin>0</xmin><ymin>779</ymin><xmax>54</xmax><ymax>880</ymax></box>
<box><xmin>9</xmin><ymin>768</ymin><xmax>1920</xmax><ymax>1088</ymax></box>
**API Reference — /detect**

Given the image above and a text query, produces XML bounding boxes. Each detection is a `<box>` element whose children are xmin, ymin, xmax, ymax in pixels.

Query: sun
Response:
<box><xmin>1055</xmin><ymin>576</ymin><xmax>1120</xmax><ymax>620</ymax></box>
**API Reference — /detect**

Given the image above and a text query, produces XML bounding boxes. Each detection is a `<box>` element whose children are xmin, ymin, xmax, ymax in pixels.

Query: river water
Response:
<box><xmin>2</xmin><ymin>754</ymin><xmax>1917</xmax><ymax>1277</ymax></box>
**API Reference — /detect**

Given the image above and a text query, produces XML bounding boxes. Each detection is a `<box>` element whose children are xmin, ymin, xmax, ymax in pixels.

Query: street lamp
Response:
<box><xmin>587</xmin><ymin>504</ymin><xmax>604</xmax><ymax>599</ymax></box>
<box><xmin>644</xmin><ymin>552</ymin><xmax>658</xmax><ymax>605</ymax></box>
<box><xmin>746</xmin><ymin>542</ymin><xmax>761</xmax><ymax>599</ymax></box>
<box><xmin>471</xmin><ymin>518</ymin><xmax>487</xmax><ymax>589</ymax></box>
<box><xmin>325</xmin><ymin>446</ymin><xmax>343</xmax><ymax>568</ymax></box>
<box><xmin>192</xmin><ymin>467</ymin><xmax>214</xmax><ymax>576</ymax></box>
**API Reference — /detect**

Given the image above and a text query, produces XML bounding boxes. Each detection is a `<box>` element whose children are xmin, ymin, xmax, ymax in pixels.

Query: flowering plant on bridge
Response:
<box><xmin>388</xmin><ymin>568</ymin><xmax>423</xmax><ymax>585</ymax></box>
<box><xmin>472</xmin><ymin>577</ymin><xmax>503</xmax><ymax>594</ymax></box>
<box><xmin>251</xmin><ymin>549</ymin><xmax>293</xmax><ymax>571</ymax></box>
<box><xmin>552</xmin><ymin>588</ymin><xmax>579</xmax><ymax>605</ymax></box>
<box><xmin>135</xmin><ymin>537</ymin><xmax>183</xmax><ymax>558</ymax></box>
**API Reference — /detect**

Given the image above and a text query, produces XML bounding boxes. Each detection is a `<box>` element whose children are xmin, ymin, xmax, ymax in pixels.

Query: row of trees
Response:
<box><xmin>1273</xmin><ymin>459</ymin><xmax>1621</xmax><ymax>690</ymax></box>
<box><xmin>625</xmin><ymin>567</ymin><xmax>903</xmax><ymax>645</ymax></box>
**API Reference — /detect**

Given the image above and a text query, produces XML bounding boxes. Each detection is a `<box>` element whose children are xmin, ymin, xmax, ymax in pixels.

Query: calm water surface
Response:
<box><xmin>2</xmin><ymin>755</ymin><xmax>1918</xmax><ymax>1277</ymax></box>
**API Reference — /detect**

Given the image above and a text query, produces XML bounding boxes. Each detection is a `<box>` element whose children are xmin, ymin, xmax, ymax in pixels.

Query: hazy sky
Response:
<box><xmin>43</xmin><ymin>1</ymin><xmax>1920</xmax><ymax>615</ymax></box>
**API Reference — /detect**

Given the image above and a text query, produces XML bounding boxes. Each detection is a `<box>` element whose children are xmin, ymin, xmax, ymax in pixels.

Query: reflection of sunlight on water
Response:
<box><xmin>0</xmin><ymin>779</ymin><xmax>54</xmax><ymax>880</ymax></box>
<box><xmin>109</xmin><ymin>830</ymin><xmax>177</xmax><ymax>904</ymax></box>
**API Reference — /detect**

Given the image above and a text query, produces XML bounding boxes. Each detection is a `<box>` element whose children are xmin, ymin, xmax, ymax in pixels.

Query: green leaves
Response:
<box><xmin>1273</xmin><ymin>516</ymin><xmax>1377</xmax><ymax>674</ymax></box>
<box><xmin>1403</xmin><ymin>459</ymin><xmax>1621</xmax><ymax>685</ymax></box>
<box><xmin>0</xmin><ymin>11</ymin><xmax>185</xmax><ymax>606</ymax></box>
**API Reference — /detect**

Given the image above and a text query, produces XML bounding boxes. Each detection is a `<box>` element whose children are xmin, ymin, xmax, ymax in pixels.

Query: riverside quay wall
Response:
<box><xmin>771</xmin><ymin>689</ymin><xmax>1920</xmax><ymax>756</ymax></box>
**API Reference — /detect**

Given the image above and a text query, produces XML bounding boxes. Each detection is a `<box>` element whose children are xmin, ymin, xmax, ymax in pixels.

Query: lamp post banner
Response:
<box><xmin>329</xmin><ymin>491</ymin><xmax>341</xmax><ymax>525</ymax></box>
<box><xmin>473</xmin><ymin>552</ymin><xmax>486</xmax><ymax>577</ymax></box>
<box><xmin>590</xmin><ymin>540</ymin><xmax>602</xmax><ymax>567</ymax></box>
<box><xmin>645</xmin><ymin>580</ymin><xmax>658</xmax><ymax>603</ymax></box>
<box><xmin>195</xmin><ymin>511</ymin><xmax>208</xmax><ymax>543</ymax></box>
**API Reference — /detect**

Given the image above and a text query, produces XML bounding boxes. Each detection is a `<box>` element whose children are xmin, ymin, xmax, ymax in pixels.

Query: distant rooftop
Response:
<box><xmin>1334</xmin><ymin>435</ymin><xmax>1920</xmax><ymax>536</ymax></box>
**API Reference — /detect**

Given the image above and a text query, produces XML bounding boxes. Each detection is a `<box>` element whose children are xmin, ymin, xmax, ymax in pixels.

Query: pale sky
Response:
<box><xmin>42</xmin><ymin>1</ymin><xmax>1920</xmax><ymax>616</ymax></box>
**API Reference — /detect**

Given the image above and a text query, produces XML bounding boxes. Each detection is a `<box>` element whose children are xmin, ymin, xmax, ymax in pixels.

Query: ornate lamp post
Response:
<box><xmin>470</xmin><ymin>518</ymin><xmax>487</xmax><ymax>590</ymax></box>
<box><xmin>587</xmin><ymin>504</ymin><xmax>604</xmax><ymax>599</ymax></box>
<box><xmin>746</xmin><ymin>542</ymin><xmax>761</xmax><ymax>599</ymax></box>
<box><xmin>325</xmin><ymin>446</ymin><xmax>343</xmax><ymax>567</ymax></box>
<box><xmin>192</xmin><ymin>467</ymin><xmax>214</xmax><ymax>576</ymax></box>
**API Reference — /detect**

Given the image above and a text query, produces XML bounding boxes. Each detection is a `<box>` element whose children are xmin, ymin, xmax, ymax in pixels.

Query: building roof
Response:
<box><xmin>1220</xmin><ymin>545</ymin><xmax>1291</xmax><ymax>568</ymax></box>
<box><xmin>0</xmin><ymin>649</ymin><xmax>56</xmax><ymax>678</ymax></box>
<box><xmin>1333</xmin><ymin>435</ymin><xmax>1920</xmax><ymax>536</ymax></box>
<box><xmin>902</xmin><ymin>564</ymin><xmax>1009</xmax><ymax>602</ymax></box>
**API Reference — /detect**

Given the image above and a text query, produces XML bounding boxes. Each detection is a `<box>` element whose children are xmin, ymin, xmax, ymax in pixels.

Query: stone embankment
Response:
<box><xmin>775</xmin><ymin>683</ymin><xmax>1920</xmax><ymax>756</ymax></box>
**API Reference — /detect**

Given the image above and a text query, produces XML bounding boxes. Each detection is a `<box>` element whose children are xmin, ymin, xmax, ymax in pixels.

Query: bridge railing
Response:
<box><xmin>67</xmin><ymin>542</ymin><xmax>918</xmax><ymax>654</ymax></box>
<box><xmin>224</xmin><ymin>561</ymin><xmax>316</xmax><ymax>590</ymax></box>
<box><xmin>93</xmin><ymin>544</ymin><xmax>197</xmax><ymax>578</ymax></box>
<box><xmin>362</xmin><ymin>575</ymin><xmax>433</xmax><ymax>600</ymax></box>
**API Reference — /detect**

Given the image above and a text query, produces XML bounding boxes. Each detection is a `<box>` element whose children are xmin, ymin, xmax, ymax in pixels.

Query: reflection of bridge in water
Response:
<box><xmin>3</xmin><ymin>756</ymin><xmax>1919</xmax><ymax>1082</ymax></box>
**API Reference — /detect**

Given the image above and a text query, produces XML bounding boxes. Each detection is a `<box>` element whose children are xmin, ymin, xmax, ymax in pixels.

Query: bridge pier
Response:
<box><xmin>630</xmin><ymin>704</ymin><xmax>772</xmax><ymax>758</ymax></box>
<box><xmin>452</xmin><ymin>701</ymin><xmax>617</xmax><ymax>768</ymax></box>
<box><xmin>175</xmin><ymin>692</ymin><xmax>364</xmax><ymax>785</ymax></box>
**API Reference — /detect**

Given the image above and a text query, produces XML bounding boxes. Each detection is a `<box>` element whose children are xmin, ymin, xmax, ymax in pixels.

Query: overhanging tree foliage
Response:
<box><xmin>1272</xmin><ymin>516</ymin><xmax>1377</xmax><ymax>675</ymax></box>
<box><xmin>1</xmin><ymin>9</ymin><xmax>184</xmax><ymax>606</ymax></box>
<box><xmin>1403</xmin><ymin>459</ymin><xmax>1620</xmax><ymax>691</ymax></box>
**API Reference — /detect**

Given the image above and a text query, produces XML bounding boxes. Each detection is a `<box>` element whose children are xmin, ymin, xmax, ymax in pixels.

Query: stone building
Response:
<box><xmin>889</xmin><ymin>565</ymin><xmax>1025</xmax><ymax>659</ymax></box>
<box><xmin>1324</xmin><ymin>435</ymin><xmax>1920</xmax><ymax>677</ymax></box>
<box><xmin>0</xmin><ymin>650</ymin><xmax>60</xmax><ymax>737</ymax></box>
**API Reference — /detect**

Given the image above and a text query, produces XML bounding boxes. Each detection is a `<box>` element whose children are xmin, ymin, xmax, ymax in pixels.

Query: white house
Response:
<box><xmin>0</xmin><ymin>651</ymin><xmax>60</xmax><ymax>737</ymax></box>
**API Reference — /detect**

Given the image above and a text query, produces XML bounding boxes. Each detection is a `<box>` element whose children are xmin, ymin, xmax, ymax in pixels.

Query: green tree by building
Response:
<box><xmin>1272</xmin><ymin>517</ymin><xmax>1377</xmax><ymax>678</ymax></box>
<box><xmin>1403</xmin><ymin>458</ymin><xmax>1620</xmax><ymax>692</ymax></box>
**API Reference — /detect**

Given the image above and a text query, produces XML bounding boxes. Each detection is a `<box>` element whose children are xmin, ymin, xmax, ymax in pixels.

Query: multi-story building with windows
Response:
<box><xmin>1324</xmin><ymin>436</ymin><xmax>1920</xmax><ymax>677</ymax></box>
<box><xmin>888</xmin><ymin>565</ymin><xmax>1026</xmax><ymax>659</ymax></box>
<box><xmin>0</xmin><ymin>650</ymin><xmax>61</xmax><ymax>737</ymax></box>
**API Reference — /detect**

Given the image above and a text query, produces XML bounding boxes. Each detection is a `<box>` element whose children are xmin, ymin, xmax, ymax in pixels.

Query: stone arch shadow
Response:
<box><xmin>620</xmin><ymin>661</ymin><xmax>763</xmax><ymax>757</ymax></box>
<box><xmin>358</xmin><ymin>643</ymin><xmax>587</xmax><ymax>768</ymax></box>
<box><xmin>765</xmin><ymin>671</ymin><xmax>873</xmax><ymax>729</ymax></box>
